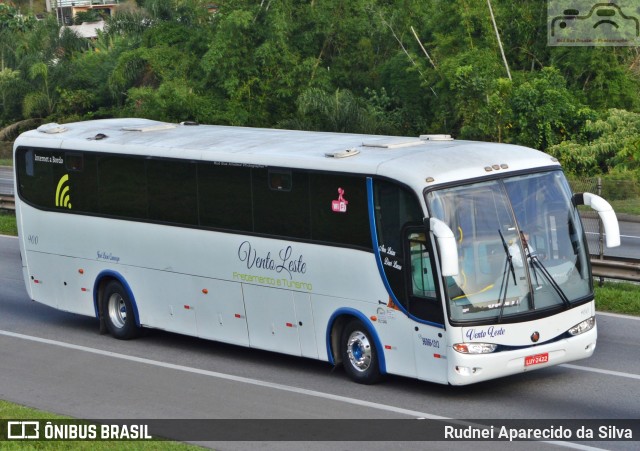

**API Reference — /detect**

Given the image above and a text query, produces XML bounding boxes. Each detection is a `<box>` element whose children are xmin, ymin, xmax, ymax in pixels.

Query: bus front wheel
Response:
<box><xmin>102</xmin><ymin>281</ymin><xmax>139</xmax><ymax>340</ymax></box>
<box><xmin>340</xmin><ymin>319</ymin><xmax>382</xmax><ymax>384</ymax></box>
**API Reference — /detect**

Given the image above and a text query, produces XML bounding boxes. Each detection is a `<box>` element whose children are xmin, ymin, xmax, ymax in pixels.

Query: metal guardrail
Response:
<box><xmin>591</xmin><ymin>258</ymin><xmax>640</xmax><ymax>283</ymax></box>
<box><xmin>0</xmin><ymin>196</ymin><xmax>14</xmax><ymax>211</ymax></box>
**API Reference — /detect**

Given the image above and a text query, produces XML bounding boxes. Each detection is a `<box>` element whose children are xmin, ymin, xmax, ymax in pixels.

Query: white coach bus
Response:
<box><xmin>13</xmin><ymin>118</ymin><xmax>620</xmax><ymax>385</ymax></box>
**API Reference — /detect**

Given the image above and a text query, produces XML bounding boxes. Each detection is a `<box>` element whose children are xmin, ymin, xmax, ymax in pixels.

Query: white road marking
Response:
<box><xmin>560</xmin><ymin>364</ymin><xmax>640</xmax><ymax>381</ymax></box>
<box><xmin>0</xmin><ymin>329</ymin><xmax>446</xmax><ymax>420</ymax></box>
<box><xmin>585</xmin><ymin>231</ymin><xmax>640</xmax><ymax>240</ymax></box>
<box><xmin>597</xmin><ymin>311</ymin><xmax>640</xmax><ymax>321</ymax></box>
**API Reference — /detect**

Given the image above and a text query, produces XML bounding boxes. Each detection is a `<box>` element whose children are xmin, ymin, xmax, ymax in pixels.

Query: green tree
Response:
<box><xmin>1</xmin><ymin>0</ymin><xmax>640</xmax><ymax>177</ymax></box>
<box><xmin>201</xmin><ymin>4</ymin><xmax>301</xmax><ymax>125</ymax></box>
<box><xmin>551</xmin><ymin>47</ymin><xmax>640</xmax><ymax>111</ymax></box>
<box><xmin>0</xmin><ymin>67</ymin><xmax>27</xmax><ymax>123</ymax></box>
<box><xmin>55</xmin><ymin>37</ymin><xmax>124</xmax><ymax>122</ymax></box>
<box><xmin>23</xmin><ymin>62</ymin><xmax>56</xmax><ymax>118</ymax></box>
<box><xmin>282</xmin><ymin>87</ymin><xmax>372</xmax><ymax>133</ymax></box>
<box><xmin>549</xmin><ymin>109</ymin><xmax>640</xmax><ymax>175</ymax></box>
<box><xmin>124</xmin><ymin>79</ymin><xmax>214</xmax><ymax>122</ymax></box>
<box><xmin>507</xmin><ymin>67</ymin><xmax>594</xmax><ymax>149</ymax></box>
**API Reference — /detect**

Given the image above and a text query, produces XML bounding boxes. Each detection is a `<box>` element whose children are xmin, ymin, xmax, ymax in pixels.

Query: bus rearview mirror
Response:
<box><xmin>574</xmin><ymin>192</ymin><xmax>621</xmax><ymax>248</ymax></box>
<box><xmin>428</xmin><ymin>217</ymin><xmax>459</xmax><ymax>277</ymax></box>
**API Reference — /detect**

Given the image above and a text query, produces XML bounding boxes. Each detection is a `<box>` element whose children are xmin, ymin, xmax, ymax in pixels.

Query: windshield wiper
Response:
<box><xmin>497</xmin><ymin>229</ymin><xmax>516</xmax><ymax>323</ymax></box>
<box><xmin>526</xmin><ymin>247</ymin><xmax>571</xmax><ymax>308</ymax></box>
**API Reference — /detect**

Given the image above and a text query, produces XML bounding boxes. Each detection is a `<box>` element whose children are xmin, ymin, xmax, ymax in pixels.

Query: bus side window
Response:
<box><xmin>268</xmin><ymin>170</ymin><xmax>292</xmax><ymax>191</ymax></box>
<box><xmin>148</xmin><ymin>159</ymin><xmax>198</xmax><ymax>225</ymax></box>
<box><xmin>408</xmin><ymin>233</ymin><xmax>436</xmax><ymax>298</ymax></box>
<box><xmin>253</xmin><ymin>168</ymin><xmax>310</xmax><ymax>239</ymax></box>
<box><xmin>98</xmin><ymin>155</ymin><xmax>147</xmax><ymax>218</ymax></box>
<box><xmin>373</xmin><ymin>179</ymin><xmax>425</xmax><ymax>311</ymax></box>
<box><xmin>25</xmin><ymin>149</ymin><xmax>34</xmax><ymax>176</ymax></box>
<box><xmin>198</xmin><ymin>163</ymin><xmax>253</xmax><ymax>232</ymax></box>
<box><xmin>65</xmin><ymin>153</ymin><xmax>84</xmax><ymax>172</ymax></box>
<box><xmin>17</xmin><ymin>147</ymin><xmax>59</xmax><ymax>209</ymax></box>
<box><xmin>309</xmin><ymin>173</ymin><xmax>371</xmax><ymax>248</ymax></box>
<box><xmin>406</xmin><ymin>231</ymin><xmax>444</xmax><ymax>324</ymax></box>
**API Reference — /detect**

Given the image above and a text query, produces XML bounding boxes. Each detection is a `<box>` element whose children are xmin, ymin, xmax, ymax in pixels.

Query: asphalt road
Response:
<box><xmin>583</xmin><ymin>216</ymin><xmax>640</xmax><ymax>260</ymax></box>
<box><xmin>0</xmin><ymin>235</ymin><xmax>639</xmax><ymax>450</ymax></box>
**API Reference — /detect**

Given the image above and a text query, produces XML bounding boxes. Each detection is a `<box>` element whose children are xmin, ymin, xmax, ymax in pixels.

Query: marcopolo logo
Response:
<box><xmin>548</xmin><ymin>1</ymin><xmax>640</xmax><ymax>46</ymax></box>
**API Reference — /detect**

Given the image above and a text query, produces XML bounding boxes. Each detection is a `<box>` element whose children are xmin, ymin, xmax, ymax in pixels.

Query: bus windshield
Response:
<box><xmin>426</xmin><ymin>171</ymin><xmax>591</xmax><ymax>323</ymax></box>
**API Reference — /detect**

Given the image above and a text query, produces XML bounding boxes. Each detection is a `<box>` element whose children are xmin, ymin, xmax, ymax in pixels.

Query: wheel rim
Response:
<box><xmin>107</xmin><ymin>293</ymin><xmax>127</xmax><ymax>329</ymax></box>
<box><xmin>346</xmin><ymin>330</ymin><xmax>372</xmax><ymax>372</ymax></box>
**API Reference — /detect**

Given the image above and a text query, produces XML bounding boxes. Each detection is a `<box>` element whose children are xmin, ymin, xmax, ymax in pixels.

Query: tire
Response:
<box><xmin>103</xmin><ymin>280</ymin><xmax>139</xmax><ymax>340</ymax></box>
<box><xmin>340</xmin><ymin>319</ymin><xmax>382</xmax><ymax>384</ymax></box>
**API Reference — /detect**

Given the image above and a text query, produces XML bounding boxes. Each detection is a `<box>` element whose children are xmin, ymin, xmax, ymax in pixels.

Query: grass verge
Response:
<box><xmin>0</xmin><ymin>211</ymin><xmax>17</xmax><ymax>235</ymax></box>
<box><xmin>594</xmin><ymin>280</ymin><xmax>640</xmax><ymax>316</ymax></box>
<box><xmin>610</xmin><ymin>198</ymin><xmax>640</xmax><ymax>216</ymax></box>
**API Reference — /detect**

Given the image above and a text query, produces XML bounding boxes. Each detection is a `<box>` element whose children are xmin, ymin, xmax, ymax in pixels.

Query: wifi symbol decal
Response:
<box><xmin>55</xmin><ymin>174</ymin><xmax>72</xmax><ymax>209</ymax></box>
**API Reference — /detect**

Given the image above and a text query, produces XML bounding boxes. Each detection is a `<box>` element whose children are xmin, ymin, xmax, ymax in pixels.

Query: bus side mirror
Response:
<box><xmin>573</xmin><ymin>192</ymin><xmax>621</xmax><ymax>248</ymax></box>
<box><xmin>427</xmin><ymin>217</ymin><xmax>459</xmax><ymax>277</ymax></box>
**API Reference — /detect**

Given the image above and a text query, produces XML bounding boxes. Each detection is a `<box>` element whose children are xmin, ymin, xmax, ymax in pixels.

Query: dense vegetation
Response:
<box><xmin>2</xmin><ymin>0</ymin><xmax>640</xmax><ymax>179</ymax></box>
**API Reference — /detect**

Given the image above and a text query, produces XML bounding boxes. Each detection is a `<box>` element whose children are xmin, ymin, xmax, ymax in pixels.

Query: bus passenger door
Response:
<box><xmin>413</xmin><ymin>325</ymin><xmax>448</xmax><ymax>384</ymax></box>
<box><xmin>407</xmin><ymin>231</ymin><xmax>449</xmax><ymax>384</ymax></box>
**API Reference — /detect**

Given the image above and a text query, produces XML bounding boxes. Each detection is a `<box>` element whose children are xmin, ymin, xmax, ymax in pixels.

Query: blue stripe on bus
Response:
<box><xmin>93</xmin><ymin>271</ymin><xmax>141</xmax><ymax>327</ymax></box>
<box><xmin>325</xmin><ymin>308</ymin><xmax>386</xmax><ymax>375</ymax></box>
<box><xmin>366</xmin><ymin>177</ymin><xmax>444</xmax><ymax>329</ymax></box>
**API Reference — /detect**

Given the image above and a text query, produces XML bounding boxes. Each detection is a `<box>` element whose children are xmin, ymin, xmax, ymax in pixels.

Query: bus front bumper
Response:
<box><xmin>446</xmin><ymin>326</ymin><xmax>597</xmax><ymax>386</ymax></box>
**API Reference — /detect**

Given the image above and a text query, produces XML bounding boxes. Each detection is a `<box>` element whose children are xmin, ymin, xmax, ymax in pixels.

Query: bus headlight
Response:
<box><xmin>453</xmin><ymin>343</ymin><xmax>498</xmax><ymax>354</ymax></box>
<box><xmin>568</xmin><ymin>316</ymin><xmax>595</xmax><ymax>336</ymax></box>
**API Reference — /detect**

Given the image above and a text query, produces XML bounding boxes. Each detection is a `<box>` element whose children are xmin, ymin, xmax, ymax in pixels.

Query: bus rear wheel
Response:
<box><xmin>340</xmin><ymin>319</ymin><xmax>382</xmax><ymax>384</ymax></box>
<box><xmin>103</xmin><ymin>280</ymin><xmax>139</xmax><ymax>340</ymax></box>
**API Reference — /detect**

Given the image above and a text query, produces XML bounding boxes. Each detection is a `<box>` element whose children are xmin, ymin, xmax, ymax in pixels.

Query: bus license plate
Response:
<box><xmin>524</xmin><ymin>353</ymin><xmax>549</xmax><ymax>367</ymax></box>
